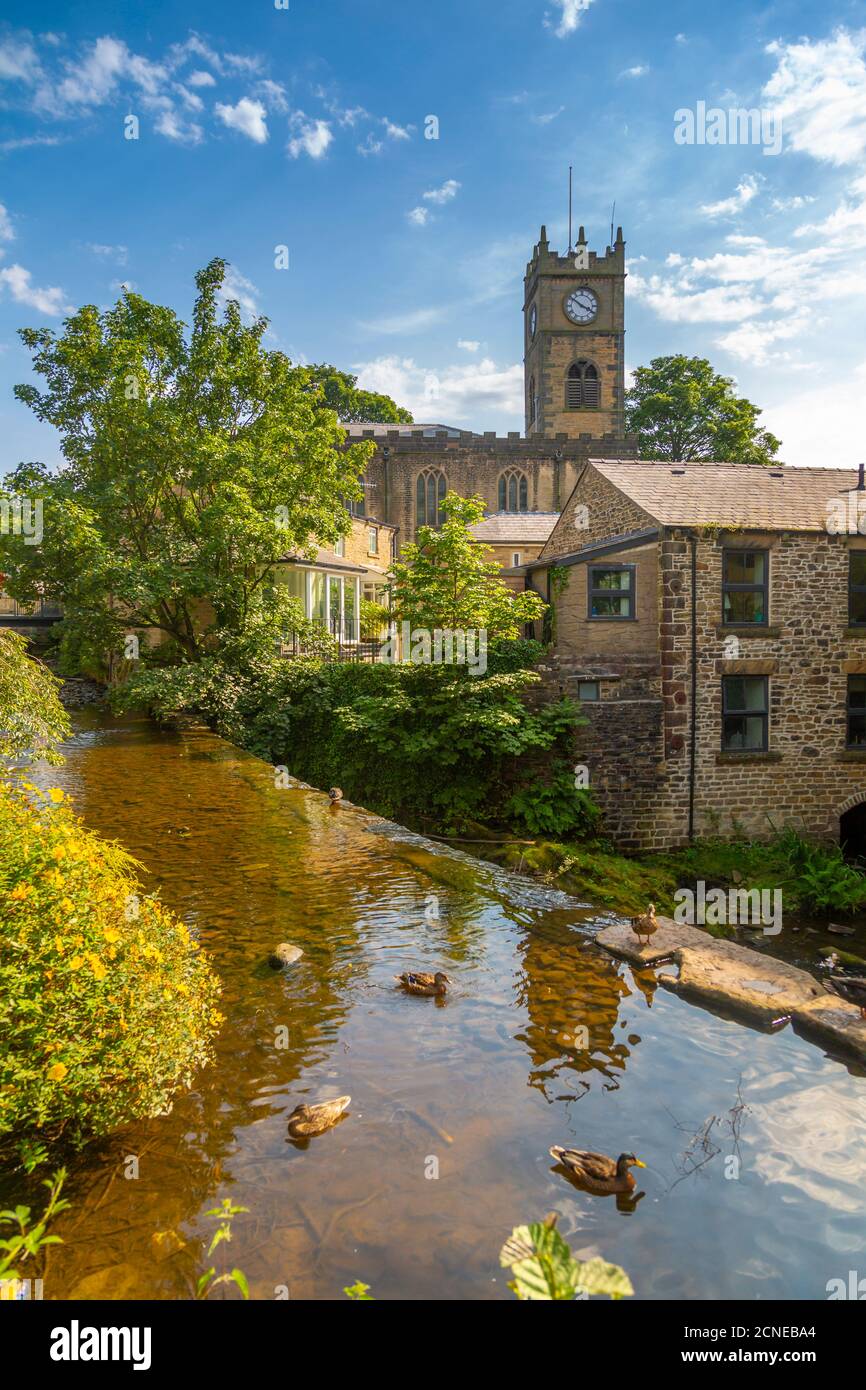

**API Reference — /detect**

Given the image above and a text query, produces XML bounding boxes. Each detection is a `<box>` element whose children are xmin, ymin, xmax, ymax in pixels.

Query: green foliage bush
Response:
<box><xmin>120</xmin><ymin>650</ymin><xmax>589</xmax><ymax>834</ymax></box>
<box><xmin>505</xmin><ymin>765</ymin><xmax>599</xmax><ymax>839</ymax></box>
<box><xmin>0</xmin><ymin>779</ymin><xmax>222</xmax><ymax>1146</ymax></box>
<box><xmin>775</xmin><ymin>827</ymin><xmax>866</xmax><ymax>913</ymax></box>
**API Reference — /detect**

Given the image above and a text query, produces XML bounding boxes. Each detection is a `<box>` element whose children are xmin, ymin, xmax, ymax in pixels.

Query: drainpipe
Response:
<box><xmin>688</xmin><ymin>532</ymin><xmax>698</xmax><ymax>841</ymax></box>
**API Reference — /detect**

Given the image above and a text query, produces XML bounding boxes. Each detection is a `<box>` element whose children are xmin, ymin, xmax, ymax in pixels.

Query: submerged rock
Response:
<box><xmin>268</xmin><ymin>942</ymin><xmax>304</xmax><ymax>969</ymax></box>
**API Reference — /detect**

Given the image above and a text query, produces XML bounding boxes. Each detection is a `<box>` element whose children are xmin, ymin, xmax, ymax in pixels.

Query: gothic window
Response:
<box><xmin>498</xmin><ymin>469</ymin><xmax>528</xmax><ymax>512</ymax></box>
<box><xmin>416</xmin><ymin>469</ymin><xmax>447</xmax><ymax>529</ymax></box>
<box><xmin>565</xmin><ymin>360</ymin><xmax>600</xmax><ymax>410</ymax></box>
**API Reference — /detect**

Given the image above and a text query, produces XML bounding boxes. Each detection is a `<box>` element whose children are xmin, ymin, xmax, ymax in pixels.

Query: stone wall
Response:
<box><xmin>357</xmin><ymin>433</ymin><xmax>638</xmax><ymax>547</ymax></box>
<box><xmin>661</xmin><ymin>527</ymin><xmax>866</xmax><ymax>848</ymax></box>
<box><xmin>537</xmin><ymin>520</ymin><xmax>866</xmax><ymax>852</ymax></box>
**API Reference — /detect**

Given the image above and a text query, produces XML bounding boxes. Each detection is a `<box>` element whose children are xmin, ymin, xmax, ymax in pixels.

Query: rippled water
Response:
<box><xmin>14</xmin><ymin>710</ymin><xmax>866</xmax><ymax>1300</ymax></box>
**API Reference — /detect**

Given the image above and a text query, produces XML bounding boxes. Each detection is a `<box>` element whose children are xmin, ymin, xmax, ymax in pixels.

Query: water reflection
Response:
<box><xmin>4</xmin><ymin>709</ymin><xmax>864</xmax><ymax>1301</ymax></box>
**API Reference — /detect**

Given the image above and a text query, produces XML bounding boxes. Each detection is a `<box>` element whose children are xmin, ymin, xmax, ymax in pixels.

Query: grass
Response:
<box><xmin>484</xmin><ymin>832</ymin><xmax>866</xmax><ymax>921</ymax></box>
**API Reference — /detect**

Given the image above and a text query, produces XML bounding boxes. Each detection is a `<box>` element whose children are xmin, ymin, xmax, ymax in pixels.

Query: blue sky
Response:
<box><xmin>1</xmin><ymin>0</ymin><xmax>865</xmax><ymax>468</ymax></box>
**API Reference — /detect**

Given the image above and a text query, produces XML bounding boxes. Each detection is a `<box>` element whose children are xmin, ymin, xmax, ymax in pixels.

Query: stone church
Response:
<box><xmin>345</xmin><ymin>222</ymin><xmax>636</xmax><ymax>570</ymax></box>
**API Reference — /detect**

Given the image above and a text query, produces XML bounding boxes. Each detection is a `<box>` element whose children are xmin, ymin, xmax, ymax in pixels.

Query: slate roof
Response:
<box><xmin>589</xmin><ymin>460</ymin><xmax>863</xmax><ymax>532</ymax></box>
<box><xmin>470</xmin><ymin>512</ymin><xmax>559</xmax><ymax>543</ymax></box>
<box><xmin>343</xmin><ymin>421</ymin><xmax>468</xmax><ymax>438</ymax></box>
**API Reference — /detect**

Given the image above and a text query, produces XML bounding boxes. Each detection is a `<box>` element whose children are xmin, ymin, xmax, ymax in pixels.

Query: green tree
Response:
<box><xmin>305</xmin><ymin>363</ymin><xmax>413</xmax><ymax>423</ymax></box>
<box><xmin>0</xmin><ymin>629</ymin><xmax>70</xmax><ymax>764</ymax></box>
<box><xmin>390</xmin><ymin>492</ymin><xmax>546</xmax><ymax>640</ymax></box>
<box><xmin>625</xmin><ymin>355</ymin><xmax>781</xmax><ymax>464</ymax></box>
<box><xmin>1</xmin><ymin>262</ymin><xmax>375</xmax><ymax>668</ymax></box>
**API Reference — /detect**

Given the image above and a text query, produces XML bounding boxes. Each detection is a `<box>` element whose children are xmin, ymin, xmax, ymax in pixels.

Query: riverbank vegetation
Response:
<box><xmin>486</xmin><ymin>827</ymin><xmax>866</xmax><ymax>922</ymax></box>
<box><xmin>118</xmin><ymin>640</ymin><xmax>597</xmax><ymax>837</ymax></box>
<box><xmin>0</xmin><ymin>636</ymin><xmax>222</xmax><ymax>1151</ymax></box>
<box><xmin>0</xmin><ymin>778</ymin><xmax>223</xmax><ymax>1147</ymax></box>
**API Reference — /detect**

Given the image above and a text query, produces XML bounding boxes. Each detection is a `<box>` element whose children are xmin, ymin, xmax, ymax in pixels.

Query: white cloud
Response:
<box><xmin>86</xmin><ymin>242</ymin><xmax>128</xmax><ymax>265</ymax></box>
<box><xmin>620</xmin><ymin>64</ymin><xmax>649</xmax><ymax>79</ymax></box>
<box><xmin>215</xmin><ymin>96</ymin><xmax>268</xmax><ymax>143</ymax></box>
<box><xmin>255</xmin><ymin>79</ymin><xmax>289</xmax><ymax>114</ymax></box>
<box><xmin>0</xmin><ymin>37</ymin><xmax>43</xmax><ymax>83</ymax></box>
<box><xmin>699</xmin><ymin>175</ymin><xmax>762</xmax><ymax>219</ymax></box>
<box><xmin>458</xmin><ymin>339</ymin><xmax>480</xmax><ymax>352</ymax></box>
<box><xmin>531</xmin><ymin>106</ymin><xmax>565</xmax><ymax>125</ymax></box>
<box><xmin>287</xmin><ymin>115</ymin><xmax>332</xmax><ymax>159</ymax></box>
<box><xmin>423</xmin><ymin>178</ymin><xmax>461</xmax><ymax>204</ymax></box>
<box><xmin>407</xmin><ymin>207</ymin><xmax>429</xmax><ymax>226</ymax></box>
<box><xmin>0</xmin><ymin>263</ymin><xmax>70</xmax><ymax>315</ymax></box>
<box><xmin>186</xmin><ymin>69</ymin><xmax>216</xmax><ymax>88</ymax></box>
<box><xmin>359</xmin><ymin>306</ymin><xmax>446</xmax><ymax>335</ymax></box>
<box><xmin>763</xmin><ymin>361</ymin><xmax>866</xmax><ymax>466</ymax></box>
<box><xmin>216</xmin><ymin>265</ymin><xmax>260</xmax><ymax>321</ymax></box>
<box><xmin>715</xmin><ymin>311</ymin><xmax>813</xmax><ymax>366</ymax></box>
<box><xmin>154</xmin><ymin>105</ymin><xmax>203</xmax><ymax>144</ymax></box>
<box><xmin>763</xmin><ymin>29</ymin><xmax>866</xmax><ymax>167</ymax></box>
<box><xmin>354</xmin><ymin>354</ymin><xmax>523</xmax><ymax>424</ymax></box>
<box><xmin>629</xmin><ymin>270</ymin><xmax>764</xmax><ymax>324</ymax></box>
<box><xmin>382</xmin><ymin>118</ymin><xmax>411</xmax><ymax>141</ymax></box>
<box><xmin>545</xmin><ymin>0</ymin><xmax>595</xmax><ymax>39</ymax></box>
<box><xmin>0</xmin><ymin>204</ymin><xmax>14</xmax><ymax>241</ymax></box>
<box><xmin>771</xmin><ymin>194</ymin><xmax>816</xmax><ymax>212</ymax></box>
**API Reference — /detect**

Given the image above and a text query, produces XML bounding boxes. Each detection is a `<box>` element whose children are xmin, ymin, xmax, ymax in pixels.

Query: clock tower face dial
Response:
<box><xmin>565</xmin><ymin>287</ymin><xmax>598</xmax><ymax>324</ymax></box>
<box><xmin>529</xmin><ymin>303</ymin><xmax>537</xmax><ymax>338</ymax></box>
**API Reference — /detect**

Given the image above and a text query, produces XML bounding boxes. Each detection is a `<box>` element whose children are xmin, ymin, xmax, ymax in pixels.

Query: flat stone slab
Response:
<box><xmin>597</xmin><ymin>917</ymin><xmax>866</xmax><ymax>1063</ymax></box>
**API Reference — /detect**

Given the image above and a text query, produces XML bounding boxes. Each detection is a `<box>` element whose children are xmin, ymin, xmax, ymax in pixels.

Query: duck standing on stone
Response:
<box><xmin>328</xmin><ymin>787</ymin><xmax>343</xmax><ymax>804</ymax></box>
<box><xmin>395</xmin><ymin>971</ymin><xmax>450</xmax><ymax>997</ymax></box>
<box><xmin>630</xmin><ymin>902</ymin><xmax>658</xmax><ymax>948</ymax></box>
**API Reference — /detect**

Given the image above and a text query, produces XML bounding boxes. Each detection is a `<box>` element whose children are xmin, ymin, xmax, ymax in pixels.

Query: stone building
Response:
<box><xmin>514</xmin><ymin>459</ymin><xmax>866</xmax><ymax>852</ymax></box>
<box><xmin>342</xmin><ymin>224</ymin><xmax>635</xmax><ymax>546</ymax></box>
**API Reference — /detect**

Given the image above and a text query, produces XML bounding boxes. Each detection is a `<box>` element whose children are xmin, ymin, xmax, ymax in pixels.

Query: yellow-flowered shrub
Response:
<box><xmin>0</xmin><ymin>779</ymin><xmax>222</xmax><ymax>1145</ymax></box>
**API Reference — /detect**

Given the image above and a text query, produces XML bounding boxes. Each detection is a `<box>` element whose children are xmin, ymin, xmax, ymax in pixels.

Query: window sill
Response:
<box><xmin>716</xmin><ymin>624</ymin><xmax>781</xmax><ymax>638</ymax></box>
<box><xmin>716</xmin><ymin>751</ymin><xmax>781</xmax><ymax>765</ymax></box>
<box><xmin>844</xmin><ymin>627</ymin><xmax>866</xmax><ymax>639</ymax></box>
<box><xmin>837</xmin><ymin>750</ymin><xmax>866</xmax><ymax>761</ymax></box>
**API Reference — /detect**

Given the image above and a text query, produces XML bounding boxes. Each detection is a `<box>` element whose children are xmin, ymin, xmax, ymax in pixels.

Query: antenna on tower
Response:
<box><xmin>610</xmin><ymin>200</ymin><xmax>616</xmax><ymax>252</ymax></box>
<box><xmin>568</xmin><ymin>166</ymin><xmax>573</xmax><ymax>253</ymax></box>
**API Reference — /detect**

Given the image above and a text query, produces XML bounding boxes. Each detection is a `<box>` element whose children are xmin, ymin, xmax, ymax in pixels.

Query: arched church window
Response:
<box><xmin>566</xmin><ymin>361</ymin><xmax>600</xmax><ymax>410</ymax></box>
<box><xmin>416</xmin><ymin>469</ymin><xmax>447</xmax><ymax>529</ymax></box>
<box><xmin>498</xmin><ymin>469</ymin><xmax>529</xmax><ymax>512</ymax></box>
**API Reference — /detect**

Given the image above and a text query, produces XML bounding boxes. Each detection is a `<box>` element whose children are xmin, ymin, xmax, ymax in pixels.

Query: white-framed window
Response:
<box><xmin>334</xmin><ymin>536</ymin><xmax>345</xmax><ymax>557</ymax></box>
<box><xmin>368</xmin><ymin>526</ymin><xmax>378</xmax><ymax>555</ymax></box>
<box><xmin>513</xmin><ymin>552</ymin><xmax>521</xmax><ymax>566</ymax></box>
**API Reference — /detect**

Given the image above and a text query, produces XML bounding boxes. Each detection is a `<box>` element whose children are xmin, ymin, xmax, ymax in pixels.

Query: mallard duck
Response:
<box><xmin>550</xmin><ymin>1146</ymin><xmax>646</xmax><ymax>1195</ymax></box>
<box><xmin>287</xmin><ymin>1094</ymin><xmax>351</xmax><ymax>1138</ymax></box>
<box><xmin>328</xmin><ymin>787</ymin><xmax>343</xmax><ymax>803</ymax></box>
<box><xmin>395</xmin><ymin>971</ymin><xmax>450</xmax><ymax>997</ymax></box>
<box><xmin>823</xmin><ymin>974</ymin><xmax>866</xmax><ymax>1019</ymax></box>
<box><xmin>630</xmin><ymin>902</ymin><xmax>658</xmax><ymax>947</ymax></box>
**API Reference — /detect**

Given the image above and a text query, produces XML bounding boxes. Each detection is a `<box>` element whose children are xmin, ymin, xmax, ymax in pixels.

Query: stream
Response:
<box><xmin>13</xmin><ymin>708</ymin><xmax>866</xmax><ymax>1300</ymax></box>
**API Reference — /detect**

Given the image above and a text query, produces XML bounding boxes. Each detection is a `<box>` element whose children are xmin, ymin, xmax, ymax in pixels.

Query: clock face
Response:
<box><xmin>565</xmin><ymin>288</ymin><xmax>598</xmax><ymax>324</ymax></box>
<box><xmin>529</xmin><ymin>303</ymin><xmax>537</xmax><ymax>338</ymax></box>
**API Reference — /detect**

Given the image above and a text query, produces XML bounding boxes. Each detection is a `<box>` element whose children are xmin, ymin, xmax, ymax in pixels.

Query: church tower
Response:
<box><xmin>523</xmin><ymin>223</ymin><xmax>626</xmax><ymax>438</ymax></box>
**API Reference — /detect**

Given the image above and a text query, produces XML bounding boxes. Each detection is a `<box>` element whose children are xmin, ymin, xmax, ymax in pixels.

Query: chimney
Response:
<box><xmin>859</xmin><ymin>462</ymin><xmax>865</xmax><ymax>491</ymax></box>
